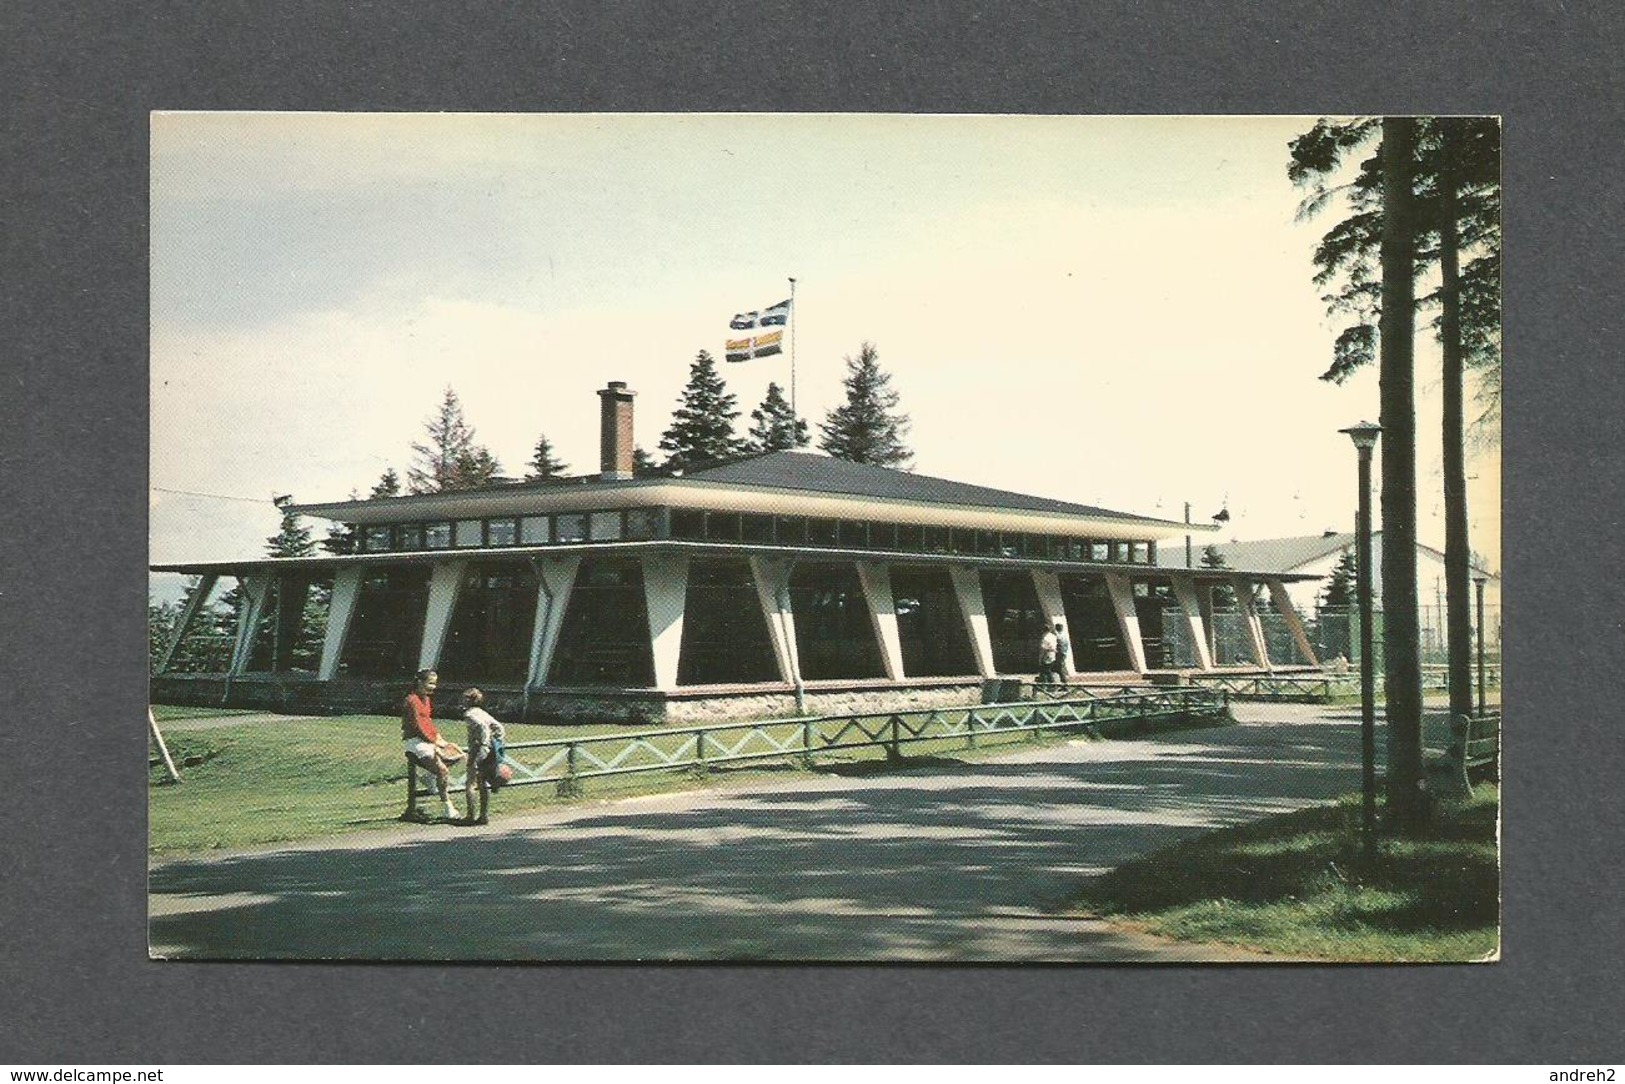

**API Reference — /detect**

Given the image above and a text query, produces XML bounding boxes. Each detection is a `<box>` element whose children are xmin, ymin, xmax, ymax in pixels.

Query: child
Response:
<box><xmin>461</xmin><ymin>687</ymin><xmax>507</xmax><ymax>826</ymax></box>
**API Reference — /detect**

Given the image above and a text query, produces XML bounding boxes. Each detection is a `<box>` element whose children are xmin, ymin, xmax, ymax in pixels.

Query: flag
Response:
<box><xmin>725</xmin><ymin>298</ymin><xmax>791</xmax><ymax>361</ymax></box>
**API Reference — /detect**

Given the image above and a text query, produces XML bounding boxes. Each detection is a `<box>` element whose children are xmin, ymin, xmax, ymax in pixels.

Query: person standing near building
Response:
<box><xmin>1037</xmin><ymin>624</ymin><xmax>1059</xmax><ymax>686</ymax></box>
<box><xmin>401</xmin><ymin>669</ymin><xmax>458</xmax><ymax>823</ymax></box>
<box><xmin>460</xmin><ymin>687</ymin><xmax>507</xmax><ymax>826</ymax></box>
<box><xmin>1053</xmin><ymin>621</ymin><xmax>1071</xmax><ymax>685</ymax></box>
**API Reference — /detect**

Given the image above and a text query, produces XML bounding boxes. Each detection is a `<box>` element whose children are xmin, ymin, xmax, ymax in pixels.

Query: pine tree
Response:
<box><xmin>266</xmin><ymin>498</ymin><xmax>315</xmax><ymax>558</ymax></box>
<box><xmin>745</xmin><ymin>382</ymin><xmax>810</xmax><ymax>453</ymax></box>
<box><xmin>658</xmin><ymin>350</ymin><xmax>745</xmax><ymax>472</ymax></box>
<box><xmin>818</xmin><ymin>342</ymin><xmax>913</xmax><ymax>469</ymax></box>
<box><xmin>526</xmin><ymin>433</ymin><xmax>570</xmax><ymax>480</ymax></box>
<box><xmin>1200</xmin><ymin>544</ymin><xmax>1236</xmax><ymax>608</ymax></box>
<box><xmin>408</xmin><ymin>387</ymin><xmax>503</xmax><ymax>492</ymax></box>
<box><xmin>632</xmin><ymin>446</ymin><xmax>660</xmax><ymax>476</ymax></box>
<box><xmin>370</xmin><ymin>468</ymin><xmax>401</xmax><ymax>498</ymax></box>
<box><xmin>1319</xmin><ymin>551</ymin><xmax>1357</xmax><ymax>611</ymax></box>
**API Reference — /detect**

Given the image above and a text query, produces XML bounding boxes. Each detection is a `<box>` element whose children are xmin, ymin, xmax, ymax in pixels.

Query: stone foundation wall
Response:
<box><xmin>152</xmin><ymin>674</ymin><xmax>989</xmax><ymax>726</ymax></box>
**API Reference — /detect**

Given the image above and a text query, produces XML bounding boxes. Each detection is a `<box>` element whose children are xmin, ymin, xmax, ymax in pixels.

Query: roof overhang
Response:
<box><xmin>291</xmin><ymin>479</ymin><xmax>1215</xmax><ymax>542</ymax></box>
<box><xmin>150</xmin><ymin>540</ymin><xmax>1317</xmax><ymax>581</ymax></box>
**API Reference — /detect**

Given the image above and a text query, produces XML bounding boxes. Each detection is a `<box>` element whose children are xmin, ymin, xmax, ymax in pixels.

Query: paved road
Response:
<box><xmin>149</xmin><ymin>703</ymin><xmax>1375</xmax><ymax>962</ymax></box>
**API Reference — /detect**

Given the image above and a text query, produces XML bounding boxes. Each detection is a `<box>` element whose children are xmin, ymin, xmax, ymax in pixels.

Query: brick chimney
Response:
<box><xmin>597</xmin><ymin>381</ymin><xmax>636</xmax><ymax>480</ymax></box>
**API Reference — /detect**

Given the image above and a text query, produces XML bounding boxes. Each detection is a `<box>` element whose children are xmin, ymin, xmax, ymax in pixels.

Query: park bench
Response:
<box><xmin>1428</xmin><ymin>711</ymin><xmax>1500</xmax><ymax>800</ymax></box>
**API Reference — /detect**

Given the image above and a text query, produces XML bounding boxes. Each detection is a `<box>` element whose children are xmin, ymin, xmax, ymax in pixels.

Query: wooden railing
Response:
<box><xmin>472</xmin><ymin>688</ymin><xmax>1230</xmax><ymax>796</ymax></box>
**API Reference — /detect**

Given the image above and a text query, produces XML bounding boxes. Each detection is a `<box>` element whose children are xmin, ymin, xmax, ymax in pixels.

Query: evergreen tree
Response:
<box><xmin>632</xmin><ymin>446</ymin><xmax>660</xmax><ymax>476</ymax></box>
<box><xmin>266</xmin><ymin>497</ymin><xmax>316</xmax><ymax>558</ymax></box>
<box><xmin>1319</xmin><ymin>550</ymin><xmax>1357</xmax><ymax>611</ymax></box>
<box><xmin>370</xmin><ymin>468</ymin><xmax>401</xmax><ymax>498</ymax></box>
<box><xmin>526</xmin><ymin>433</ymin><xmax>570</xmax><ymax>480</ymax></box>
<box><xmin>745</xmin><ymin>382</ymin><xmax>810</xmax><ymax>453</ymax></box>
<box><xmin>149</xmin><ymin>600</ymin><xmax>178</xmax><ymax>673</ymax></box>
<box><xmin>1200</xmin><ymin>544</ymin><xmax>1236</xmax><ymax>608</ymax></box>
<box><xmin>408</xmin><ymin>386</ymin><xmax>503</xmax><ymax>492</ymax></box>
<box><xmin>818</xmin><ymin>342</ymin><xmax>913</xmax><ymax>469</ymax></box>
<box><xmin>658</xmin><ymin>350</ymin><xmax>746</xmax><ymax>472</ymax></box>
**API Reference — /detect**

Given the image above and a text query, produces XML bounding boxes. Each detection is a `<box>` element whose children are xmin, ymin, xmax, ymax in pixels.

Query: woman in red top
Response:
<box><xmin>400</xmin><ymin>669</ymin><xmax>459</xmax><ymax>822</ymax></box>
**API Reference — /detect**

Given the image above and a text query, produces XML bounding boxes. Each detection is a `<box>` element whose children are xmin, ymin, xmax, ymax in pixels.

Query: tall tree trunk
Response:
<box><xmin>1379</xmin><ymin>116</ymin><xmax>1426</xmax><ymax>832</ymax></box>
<box><xmin>1440</xmin><ymin>119</ymin><xmax>1475</xmax><ymax>720</ymax></box>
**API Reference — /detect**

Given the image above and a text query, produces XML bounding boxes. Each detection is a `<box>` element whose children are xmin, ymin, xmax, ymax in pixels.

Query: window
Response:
<box><xmin>487</xmin><ymin>518</ymin><xmax>518</xmax><ymax>547</ymax></box>
<box><xmin>923</xmin><ymin>526</ymin><xmax>950</xmax><ymax>554</ymax></box>
<box><xmin>455</xmin><ymin>519</ymin><xmax>484</xmax><ymax>548</ymax></box>
<box><xmin>425</xmin><ymin>522</ymin><xmax>452</xmax><ymax>549</ymax></box>
<box><xmin>548</xmin><ymin>558</ymin><xmax>655</xmax><ymax>687</ymax></box>
<box><xmin>555</xmin><ymin>513</ymin><xmax>587</xmax><ymax>543</ymax></box>
<box><xmin>775</xmin><ymin>516</ymin><xmax>808</xmax><ymax>545</ymax></box>
<box><xmin>976</xmin><ymin>529</ymin><xmax>1000</xmax><ymax>557</ymax></box>
<box><xmin>1131</xmin><ymin>542</ymin><xmax>1150</xmax><ymax>564</ymax></box>
<box><xmin>839</xmin><ymin>520</ymin><xmax>868</xmax><ymax>548</ymax></box>
<box><xmin>807</xmin><ymin>518</ymin><xmax>838</xmax><ymax>547</ymax></box>
<box><xmin>677</xmin><ymin>560</ymin><xmax>779</xmax><ymax>685</ymax></box>
<box><xmin>589</xmin><ymin>511</ymin><xmax>622</xmax><ymax>541</ymax></box>
<box><xmin>868</xmin><ymin>521</ymin><xmax>898</xmax><ymax>550</ymax></box>
<box><xmin>1111</xmin><ymin>542</ymin><xmax>1127</xmax><ymax>563</ymax></box>
<box><xmin>520</xmin><ymin>516</ymin><xmax>550</xmax><ymax>545</ymax></box>
<box><xmin>363</xmin><ymin>525</ymin><xmax>392</xmax><ymax>552</ymax></box>
<box><xmin>398</xmin><ymin>524</ymin><xmax>424</xmax><ymax>551</ymax></box>
<box><xmin>1091</xmin><ymin>541</ymin><xmax>1110</xmax><ymax>562</ymax></box>
<box><xmin>706</xmin><ymin>512</ymin><xmax>742</xmax><ymax>541</ymax></box>
<box><xmin>625</xmin><ymin>508</ymin><xmax>660</xmax><ymax>540</ymax></box>
<box><xmin>670</xmin><ymin>510</ymin><xmax>705</xmax><ymax>541</ymax></box>
<box><xmin>896</xmin><ymin>524</ymin><xmax>923</xmax><ymax>551</ymax></box>
<box><xmin>740</xmin><ymin>514</ymin><xmax>774</xmax><ymax>544</ymax></box>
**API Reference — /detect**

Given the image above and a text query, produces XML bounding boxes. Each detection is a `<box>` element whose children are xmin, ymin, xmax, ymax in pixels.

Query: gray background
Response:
<box><xmin>2</xmin><ymin>1</ymin><xmax>1619</xmax><ymax>1064</ymax></box>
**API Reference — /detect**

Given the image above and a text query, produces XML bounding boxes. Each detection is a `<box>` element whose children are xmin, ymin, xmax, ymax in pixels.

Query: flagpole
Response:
<box><xmin>788</xmin><ymin>276</ymin><xmax>797</xmax><ymax>418</ymax></box>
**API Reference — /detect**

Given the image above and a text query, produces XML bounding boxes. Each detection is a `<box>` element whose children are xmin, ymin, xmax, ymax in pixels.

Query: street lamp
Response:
<box><xmin>1473</xmin><ymin>573</ymin><xmax>1488</xmax><ymax>716</ymax></box>
<box><xmin>1341</xmin><ymin>420</ymin><xmax>1382</xmax><ymax>864</ymax></box>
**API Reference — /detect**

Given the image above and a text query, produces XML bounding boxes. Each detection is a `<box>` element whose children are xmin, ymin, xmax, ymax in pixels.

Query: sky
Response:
<box><xmin>149</xmin><ymin>113</ymin><xmax>1500</xmax><ymax>602</ymax></box>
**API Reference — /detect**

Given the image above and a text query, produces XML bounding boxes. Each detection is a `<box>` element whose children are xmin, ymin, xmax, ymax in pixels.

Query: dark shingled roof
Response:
<box><xmin>684</xmin><ymin>452</ymin><xmax>1177</xmax><ymax>525</ymax></box>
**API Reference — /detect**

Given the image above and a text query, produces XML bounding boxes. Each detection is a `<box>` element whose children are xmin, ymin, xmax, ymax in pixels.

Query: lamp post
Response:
<box><xmin>1341</xmin><ymin>420</ymin><xmax>1382</xmax><ymax>863</ymax></box>
<box><xmin>1473</xmin><ymin>573</ymin><xmax>1488</xmax><ymax>716</ymax></box>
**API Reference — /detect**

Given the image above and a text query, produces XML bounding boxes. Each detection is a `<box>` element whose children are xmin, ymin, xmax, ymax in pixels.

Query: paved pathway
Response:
<box><xmin>149</xmin><ymin>703</ymin><xmax>1371</xmax><ymax>962</ymax></box>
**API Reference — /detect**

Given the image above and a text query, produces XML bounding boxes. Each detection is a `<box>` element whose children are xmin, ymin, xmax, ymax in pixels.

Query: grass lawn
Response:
<box><xmin>1073</xmin><ymin>787</ymin><xmax>1500</xmax><ymax>962</ymax></box>
<box><xmin>149</xmin><ymin>708</ymin><xmax>1161</xmax><ymax>857</ymax></box>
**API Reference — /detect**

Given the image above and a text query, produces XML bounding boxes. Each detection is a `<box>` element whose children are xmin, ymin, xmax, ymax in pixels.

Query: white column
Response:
<box><xmin>749</xmin><ymin>556</ymin><xmax>796</xmax><ymax>682</ymax></box>
<box><xmin>1234</xmin><ymin>576</ymin><xmax>1271</xmax><ymax>671</ymax></box>
<box><xmin>643</xmin><ymin>554</ymin><xmax>690</xmax><ymax>690</ymax></box>
<box><xmin>156</xmin><ymin>573</ymin><xmax>217</xmax><ymax>675</ymax></box>
<box><xmin>948</xmin><ymin>565</ymin><xmax>996</xmax><ymax>677</ymax></box>
<box><xmin>228</xmin><ymin>573</ymin><xmax>274</xmax><ymax>675</ymax></box>
<box><xmin>527</xmin><ymin>555</ymin><xmax>581</xmax><ymax>686</ymax></box>
<box><xmin>318</xmin><ymin>567</ymin><xmax>364</xmax><ymax>680</ymax></box>
<box><xmin>856</xmin><ymin>561</ymin><xmax>905</xmax><ymax>680</ymax></box>
<box><xmin>1104</xmin><ymin>571</ymin><xmax>1149</xmax><ymax>674</ymax></box>
<box><xmin>417</xmin><ymin>561</ymin><xmax>468</xmax><ymax>672</ymax></box>
<box><xmin>1268</xmin><ymin>578</ymin><xmax>1319</xmax><ymax>666</ymax></box>
<box><xmin>1169</xmin><ymin>572</ymin><xmax>1215</xmax><ymax>671</ymax></box>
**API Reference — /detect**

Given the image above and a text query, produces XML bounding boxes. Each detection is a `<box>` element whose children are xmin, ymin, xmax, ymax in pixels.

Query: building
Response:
<box><xmin>1162</xmin><ymin>530</ymin><xmax>1502</xmax><ymax>662</ymax></box>
<box><xmin>150</xmin><ymin>383</ymin><xmax>1323</xmax><ymax>723</ymax></box>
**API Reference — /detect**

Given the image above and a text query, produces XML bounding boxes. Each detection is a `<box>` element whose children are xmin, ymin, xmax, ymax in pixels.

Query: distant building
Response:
<box><xmin>1163</xmin><ymin>529</ymin><xmax>1502</xmax><ymax>659</ymax></box>
<box><xmin>151</xmin><ymin>383</ymin><xmax>1322</xmax><ymax>723</ymax></box>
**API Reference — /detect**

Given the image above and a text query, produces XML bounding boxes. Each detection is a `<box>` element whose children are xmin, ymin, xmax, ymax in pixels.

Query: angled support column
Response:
<box><xmin>228</xmin><ymin>573</ymin><xmax>274</xmax><ymax>675</ymax></box>
<box><xmin>417</xmin><ymin>561</ymin><xmax>468</xmax><ymax>672</ymax></box>
<box><xmin>1104</xmin><ymin>572</ymin><xmax>1149</xmax><ymax>674</ymax></box>
<box><xmin>527</xmin><ymin>555</ymin><xmax>581</xmax><ymax>686</ymax></box>
<box><xmin>1234</xmin><ymin>576</ymin><xmax>1271</xmax><ymax>671</ymax></box>
<box><xmin>1268</xmin><ymin>578</ymin><xmax>1319</xmax><ymax>666</ymax></box>
<box><xmin>643</xmin><ymin>554</ymin><xmax>690</xmax><ymax>691</ymax></box>
<box><xmin>749</xmin><ymin>556</ymin><xmax>797</xmax><ymax>683</ymax></box>
<box><xmin>1169</xmin><ymin>572</ymin><xmax>1215</xmax><ymax>671</ymax></box>
<box><xmin>1030</xmin><ymin>570</ymin><xmax>1068</xmax><ymax>676</ymax></box>
<box><xmin>318</xmin><ymin>567</ymin><xmax>364</xmax><ymax>680</ymax></box>
<box><xmin>947</xmin><ymin>566</ymin><xmax>995</xmax><ymax>677</ymax></box>
<box><xmin>156</xmin><ymin>573</ymin><xmax>217</xmax><ymax>675</ymax></box>
<box><xmin>856</xmin><ymin>561</ymin><xmax>905</xmax><ymax>681</ymax></box>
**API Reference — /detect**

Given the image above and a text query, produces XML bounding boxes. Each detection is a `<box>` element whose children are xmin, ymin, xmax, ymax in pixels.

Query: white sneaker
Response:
<box><xmin>442</xmin><ymin>804</ymin><xmax>459</xmax><ymax>820</ymax></box>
